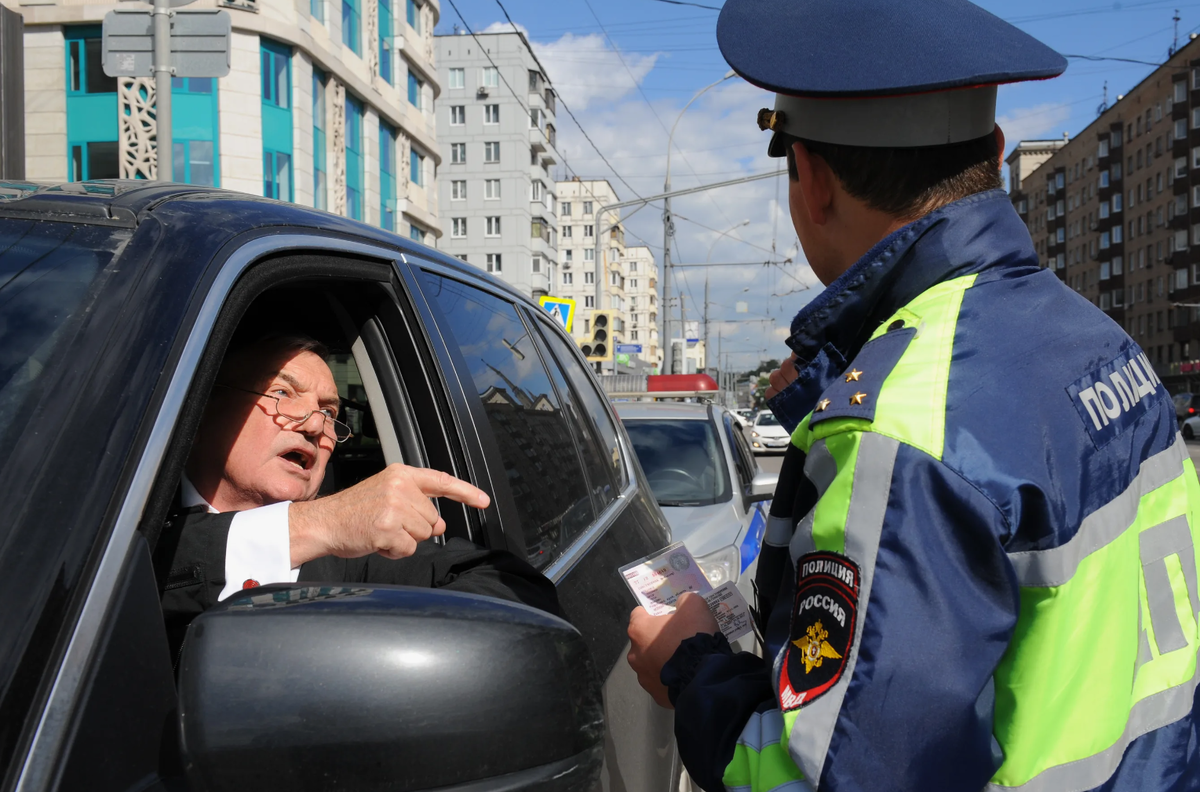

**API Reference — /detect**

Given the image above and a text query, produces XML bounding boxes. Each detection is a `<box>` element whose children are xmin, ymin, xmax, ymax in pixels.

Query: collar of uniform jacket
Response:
<box><xmin>770</xmin><ymin>189</ymin><xmax>1036</xmax><ymax>431</ymax></box>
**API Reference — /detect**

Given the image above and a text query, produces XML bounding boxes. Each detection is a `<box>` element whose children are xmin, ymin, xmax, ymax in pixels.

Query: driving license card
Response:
<box><xmin>620</xmin><ymin>542</ymin><xmax>712</xmax><ymax>616</ymax></box>
<box><xmin>703</xmin><ymin>582</ymin><xmax>754</xmax><ymax>642</ymax></box>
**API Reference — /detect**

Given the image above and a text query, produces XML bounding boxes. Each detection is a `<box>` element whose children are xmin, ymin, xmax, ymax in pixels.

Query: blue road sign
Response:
<box><xmin>616</xmin><ymin>344</ymin><xmax>643</xmax><ymax>354</ymax></box>
<box><xmin>538</xmin><ymin>296</ymin><xmax>576</xmax><ymax>333</ymax></box>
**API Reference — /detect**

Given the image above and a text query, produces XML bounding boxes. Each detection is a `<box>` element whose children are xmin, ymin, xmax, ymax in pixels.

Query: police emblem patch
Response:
<box><xmin>779</xmin><ymin>551</ymin><xmax>859</xmax><ymax>711</ymax></box>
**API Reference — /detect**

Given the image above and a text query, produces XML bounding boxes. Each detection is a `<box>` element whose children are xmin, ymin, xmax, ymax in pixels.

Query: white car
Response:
<box><xmin>749</xmin><ymin>410</ymin><xmax>790</xmax><ymax>453</ymax></box>
<box><xmin>1183</xmin><ymin>414</ymin><xmax>1200</xmax><ymax>440</ymax></box>
<box><xmin>616</xmin><ymin>402</ymin><xmax>777</xmax><ymax>647</ymax></box>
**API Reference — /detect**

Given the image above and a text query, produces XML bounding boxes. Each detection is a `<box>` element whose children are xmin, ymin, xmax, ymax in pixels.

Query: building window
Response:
<box><xmin>484</xmin><ymin>104</ymin><xmax>500</xmax><ymax>124</ymax></box>
<box><xmin>486</xmin><ymin>216</ymin><xmax>501</xmax><ymax>236</ymax></box>
<box><xmin>484</xmin><ymin>142</ymin><xmax>500</xmax><ymax>162</ymax></box>
<box><xmin>584</xmin><ymin>224</ymin><xmax>594</xmax><ymax>237</ymax></box>
<box><xmin>345</xmin><ymin>95</ymin><xmax>363</xmax><ymax>220</ymax></box>
<box><xmin>408</xmin><ymin>71</ymin><xmax>423</xmax><ymax>109</ymax></box>
<box><xmin>410</xmin><ymin>148</ymin><xmax>424</xmax><ymax>186</ymax></box>
<box><xmin>486</xmin><ymin>253</ymin><xmax>502</xmax><ymax>273</ymax></box>
<box><xmin>584</xmin><ymin>271</ymin><xmax>595</xmax><ymax>284</ymax></box>
<box><xmin>563</xmin><ymin>272</ymin><xmax>573</xmax><ymax>285</ymax></box>
<box><xmin>261</xmin><ymin>40</ymin><xmax>292</xmax><ymax>200</ymax></box>
<box><xmin>311</xmin><ymin>0</ymin><xmax>324</xmax><ymax>24</ymax></box>
<box><xmin>561</xmin><ymin>201</ymin><xmax>571</xmax><ymax>217</ymax></box>
<box><xmin>584</xmin><ymin>249</ymin><xmax>595</xmax><ymax>263</ymax></box>
<box><xmin>410</xmin><ymin>225</ymin><xmax>425</xmax><ymax>243</ymax></box>
<box><xmin>1177</xmin><ymin>157</ymin><xmax>1188</xmax><ymax>179</ymax></box>
<box><xmin>1101</xmin><ymin>231</ymin><xmax>1110</xmax><ymax>249</ymax></box>
<box><xmin>1112</xmin><ymin>225</ymin><xmax>1123</xmax><ymax>244</ymax></box>
<box><xmin>170</xmin><ymin>77</ymin><xmax>219</xmax><ymax>187</ymax></box>
<box><xmin>1112</xmin><ymin>255</ymin><xmax>1123</xmax><ymax>274</ymax></box>
<box><xmin>584</xmin><ymin>295</ymin><xmax>595</xmax><ymax>308</ymax></box>
<box><xmin>532</xmin><ymin>256</ymin><xmax>542</xmax><ymax>273</ymax></box>
<box><xmin>1112</xmin><ymin>193</ymin><xmax>1122</xmax><ymax>212</ymax></box>
<box><xmin>451</xmin><ymin>180</ymin><xmax>466</xmax><ymax>200</ymax></box>
<box><xmin>1099</xmin><ymin>139</ymin><xmax>1109</xmax><ymax>158</ymax></box>
<box><xmin>449</xmin><ymin>105</ymin><xmax>464</xmax><ymax>125</ymax></box>
<box><xmin>342</xmin><ymin>0</ymin><xmax>360</xmax><ymax>54</ymax></box>
<box><xmin>65</xmin><ymin>28</ymin><xmax>120</xmax><ymax>181</ymax></box>
<box><xmin>379</xmin><ymin>0</ymin><xmax>393</xmax><ymax>84</ymax></box>
<box><xmin>583</xmin><ymin>201</ymin><xmax>594</xmax><ymax>215</ymax></box>
<box><xmin>1100</xmin><ymin>202</ymin><xmax>1110</xmax><ymax>219</ymax></box>
<box><xmin>1101</xmin><ymin>261</ymin><xmax>1111</xmax><ymax>280</ymax></box>
<box><xmin>1176</xmin><ymin>229</ymin><xmax>1189</xmax><ymax>252</ymax></box>
<box><xmin>531</xmin><ymin>181</ymin><xmax>543</xmax><ymax>201</ymax></box>
<box><xmin>1100</xmin><ymin>171</ymin><xmax>1110</xmax><ymax>188</ymax></box>
<box><xmin>1057</xmin><ymin>227</ymin><xmax>1065</xmax><ymax>244</ymax></box>
<box><xmin>451</xmin><ymin>143</ymin><xmax>465</xmax><ymax>163</ymax></box>
<box><xmin>485</xmin><ymin>179</ymin><xmax>500</xmax><ymax>199</ymax></box>
<box><xmin>379</xmin><ymin>122</ymin><xmax>396</xmax><ymax>231</ymax></box>
<box><xmin>482</xmin><ymin>67</ymin><xmax>499</xmax><ymax>88</ymax></box>
<box><xmin>564</xmin><ymin>249</ymin><xmax>573</xmax><ymax>262</ymax></box>
<box><xmin>562</xmin><ymin>225</ymin><xmax>572</xmax><ymax>238</ymax></box>
<box><xmin>313</xmin><ymin>69</ymin><xmax>326</xmax><ymax>209</ymax></box>
<box><xmin>451</xmin><ymin>217</ymin><xmax>467</xmax><ymax>237</ymax></box>
<box><xmin>406</xmin><ymin>0</ymin><xmax>421</xmax><ymax>32</ymax></box>
<box><xmin>448</xmin><ymin>67</ymin><xmax>464</xmax><ymax>89</ymax></box>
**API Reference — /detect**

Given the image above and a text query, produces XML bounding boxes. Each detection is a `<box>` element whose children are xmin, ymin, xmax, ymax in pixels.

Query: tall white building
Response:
<box><xmin>435</xmin><ymin>30</ymin><xmax>560</xmax><ymax>297</ymax></box>
<box><xmin>620</xmin><ymin>245</ymin><xmax>660</xmax><ymax>371</ymax></box>
<box><xmin>13</xmin><ymin>0</ymin><xmax>442</xmax><ymax>240</ymax></box>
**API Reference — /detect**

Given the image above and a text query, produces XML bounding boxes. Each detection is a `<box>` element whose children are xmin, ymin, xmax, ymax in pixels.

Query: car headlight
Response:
<box><xmin>751</xmin><ymin>431</ymin><xmax>759</xmax><ymax>437</ymax></box>
<box><xmin>696</xmin><ymin>545</ymin><xmax>740</xmax><ymax>588</ymax></box>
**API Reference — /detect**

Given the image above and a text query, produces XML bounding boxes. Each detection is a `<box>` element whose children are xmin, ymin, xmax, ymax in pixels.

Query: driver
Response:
<box><xmin>160</xmin><ymin>331</ymin><xmax>561</xmax><ymax>647</ymax></box>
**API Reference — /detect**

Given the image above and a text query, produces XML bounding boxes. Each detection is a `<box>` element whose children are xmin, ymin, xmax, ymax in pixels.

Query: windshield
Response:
<box><xmin>755</xmin><ymin>412</ymin><xmax>780</xmax><ymax>426</ymax></box>
<box><xmin>623</xmin><ymin>418</ymin><xmax>731</xmax><ymax>506</ymax></box>
<box><xmin>0</xmin><ymin>218</ymin><xmax>131</xmax><ymax>449</ymax></box>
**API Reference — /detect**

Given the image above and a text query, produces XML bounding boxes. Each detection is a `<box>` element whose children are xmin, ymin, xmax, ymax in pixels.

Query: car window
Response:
<box><xmin>418</xmin><ymin>273</ymin><xmax>596</xmax><ymax>568</ymax></box>
<box><xmin>323</xmin><ymin>352</ymin><xmax>386</xmax><ymax>492</ymax></box>
<box><xmin>623</xmin><ymin>418</ymin><xmax>732</xmax><ymax>507</ymax></box>
<box><xmin>0</xmin><ymin>219</ymin><xmax>130</xmax><ymax>454</ymax></box>
<box><xmin>755</xmin><ymin>412</ymin><xmax>781</xmax><ymax>426</ymax></box>
<box><xmin>536</xmin><ymin>325</ymin><xmax>629</xmax><ymax>496</ymax></box>
<box><xmin>724</xmin><ymin>411</ymin><xmax>758</xmax><ymax>490</ymax></box>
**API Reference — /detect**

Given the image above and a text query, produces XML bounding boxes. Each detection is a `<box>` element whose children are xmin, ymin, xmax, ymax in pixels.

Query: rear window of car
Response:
<box><xmin>623</xmin><ymin>418</ymin><xmax>732</xmax><ymax>507</ymax></box>
<box><xmin>0</xmin><ymin>218</ymin><xmax>131</xmax><ymax>450</ymax></box>
<box><xmin>755</xmin><ymin>412</ymin><xmax>781</xmax><ymax>426</ymax></box>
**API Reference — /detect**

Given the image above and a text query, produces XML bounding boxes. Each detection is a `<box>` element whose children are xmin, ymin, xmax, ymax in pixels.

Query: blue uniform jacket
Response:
<box><xmin>661</xmin><ymin>190</ymin><xmax>1200</xmax><ymax>792</ymax></box>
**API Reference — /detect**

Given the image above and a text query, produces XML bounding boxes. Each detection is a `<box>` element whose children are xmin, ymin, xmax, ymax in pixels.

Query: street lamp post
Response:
<box><xmin>663</xmin><ymin>70</ymin><xmax>736</xmax><ymax>375</ymax></box>
<box><xmin>702</xmin><ymin>219</ymin><xmax>749</xmax><ymax>376</ymax></box>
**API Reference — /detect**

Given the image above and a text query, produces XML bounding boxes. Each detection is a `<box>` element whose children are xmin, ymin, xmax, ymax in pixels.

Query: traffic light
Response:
<box><xmin>581</xmin><ymin>311</ymin><xmax>613</xmax><ymax>362</ymax></box>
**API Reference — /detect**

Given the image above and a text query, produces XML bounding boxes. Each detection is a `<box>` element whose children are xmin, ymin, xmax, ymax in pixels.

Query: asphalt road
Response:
<box><xmin>1187</xmin><ymin>439</ymin><xmax>1200</xmax><ymax>472</ymax></box>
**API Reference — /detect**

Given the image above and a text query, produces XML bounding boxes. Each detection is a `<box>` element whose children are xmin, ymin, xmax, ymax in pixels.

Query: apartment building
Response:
<box><xmin>12</xmin><ymin>0</ymin><xmax>441</xmax><ymax>239</ymax></box>
<box><xmin>435</xmin><ymin>30</ymin><xmax>559</xmax><ymax>297</ymax></box>
<box><xmin>1009</xmin><ymin>33</ymin><xmax>1200</xmax><ymax>389</ymax></box>
<box><xmin>622</xmin><ymin>245</ymin><xmax>662</xmax><ymax>371</ymax></box>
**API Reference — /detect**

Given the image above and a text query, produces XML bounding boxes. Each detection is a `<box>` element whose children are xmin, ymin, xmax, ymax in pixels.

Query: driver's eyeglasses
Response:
<box><xmin>218</xmin><ymin>384</ymin><xmax>353</xmax><ymax>443</ymax></box>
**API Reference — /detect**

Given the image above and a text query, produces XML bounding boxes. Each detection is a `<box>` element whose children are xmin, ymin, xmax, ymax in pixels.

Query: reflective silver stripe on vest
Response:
<box><xmin>787</xmin><ymin>433</ymin><xmax>899</xmax><ymax>783</ymax></box>
<box><xmin>984</xmin><ymin>647</ymin><xmax>1200</xmax><ymax>792</ymax></box>
<box><xmin>787</xmin><ymin>440</ymin><xmax>838</xmax><ymax>558</ymax></box>
<box><xmin>1008</xmin><ymin>437</ymin><xmax>1188</xmax><ymax>587</ymax></box>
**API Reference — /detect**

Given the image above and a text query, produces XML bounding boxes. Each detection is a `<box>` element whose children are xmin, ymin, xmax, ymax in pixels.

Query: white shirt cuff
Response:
<box><xmin>218</xmin><ymin>501</ymin><xmax>301</xmax><ymax>601</ymax></box>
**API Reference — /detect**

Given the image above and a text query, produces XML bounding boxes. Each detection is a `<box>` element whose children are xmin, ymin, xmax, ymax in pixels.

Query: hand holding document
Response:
<box><xmin>620</xmin><ymin>542</ymin><xmax>754</xmax><ymax>642</ymax></box>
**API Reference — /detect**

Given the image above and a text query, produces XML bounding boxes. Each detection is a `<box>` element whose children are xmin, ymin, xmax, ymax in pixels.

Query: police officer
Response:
<box><xmin>626</xmin><ymin>1</ymin><xmax>1200</xmax><ymax>790</ymax></box>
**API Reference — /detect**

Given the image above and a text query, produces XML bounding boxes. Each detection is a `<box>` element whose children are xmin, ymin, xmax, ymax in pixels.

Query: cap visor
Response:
<box><xmin>767</xmin><ymin>132</ymin><xmax>787</xmax><ymax>158</ymax></box>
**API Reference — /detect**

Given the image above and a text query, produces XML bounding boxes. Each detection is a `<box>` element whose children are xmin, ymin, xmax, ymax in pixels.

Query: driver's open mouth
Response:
<box><xmin>282</xmin><ymin>451</ymin><xmax>311</xmax><ymax>470</ymax></box>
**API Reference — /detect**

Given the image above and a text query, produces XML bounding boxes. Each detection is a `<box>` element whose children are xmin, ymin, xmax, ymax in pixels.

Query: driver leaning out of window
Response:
<box><xmin>161</xmin><ymin>331</ymin><xmax>561</xmax><ymax>648</ymax></box>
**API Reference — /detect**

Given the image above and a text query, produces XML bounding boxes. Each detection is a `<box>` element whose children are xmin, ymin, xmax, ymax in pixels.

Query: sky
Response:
<box><xmin>434</xmin><ymin>0</ymin><xmax>1200</xmax><ymax>370</ymax></box>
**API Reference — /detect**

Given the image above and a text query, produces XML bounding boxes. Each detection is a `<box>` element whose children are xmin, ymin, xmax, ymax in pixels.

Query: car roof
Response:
<box><xmin>614</xmin><ymin>402</ymin><xmax>716</xmax><ymax>420</ymax></box>
<box><xmin>0</xmin><ymin>180</ymin><xmax>538</xmax><ymax>307</ymax></box>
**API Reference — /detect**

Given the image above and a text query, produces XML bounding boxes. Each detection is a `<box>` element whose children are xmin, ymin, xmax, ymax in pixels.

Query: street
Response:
<box><xmin>1187</xmin><ymin>440</ymin><xmax>1200</xmax><ymax>473</ymax></box>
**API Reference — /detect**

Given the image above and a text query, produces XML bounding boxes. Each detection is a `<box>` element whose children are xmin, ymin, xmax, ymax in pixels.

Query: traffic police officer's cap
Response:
<box><xmin>717</xmin><ymin>0</ymin><xmax>1067</xmax><ymax>154</ymax></box>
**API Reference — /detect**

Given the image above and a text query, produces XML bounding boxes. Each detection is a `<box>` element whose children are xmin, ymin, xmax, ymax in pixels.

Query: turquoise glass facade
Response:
<box><xmin>345</xmin><ymin>95</ymin><xmax>363</xmax><ymax>220</ymax></box>
<box><xmin>65</xmin><ymin>26</ymin><xmax>118</xmax><ymax>181</ymax></box>
<box><xmin>171</xmin><ymin>77</ymin><xmax>219</xmax><ymax>186</ymax></box>
<box><xmin>313</xmin><ymin>69</ymin><xmax>327</xmax><ymax>210</ymax></box>
<box><xmin>379</xmin><ymin>122</ymin><xmax>395</xmax><ymax>231</ymax></box>
<box><xmin>379</xmin><ymin>0</ymin><xmax>393</xmax><ymax>85</ymax></box>
<box><xmin>261</xmin><ymin>40</ymin><xmax>293</xmax><ymax>200</ymax></box>
<box><xmin>407</xmin><ymin>71</ymin><xmax>421</xmax><ymax>108</ymax></box>
<box><xmin>342</xmin><ymin>0</ymin><xmax>360</xmax><ymax>54</ymax></box>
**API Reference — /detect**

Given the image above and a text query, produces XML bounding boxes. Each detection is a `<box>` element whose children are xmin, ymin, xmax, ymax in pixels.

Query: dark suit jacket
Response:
<box><xmin>161</xmin><ymin>508</ymin><xmax>562</xmax><ymax>658</ymax></box>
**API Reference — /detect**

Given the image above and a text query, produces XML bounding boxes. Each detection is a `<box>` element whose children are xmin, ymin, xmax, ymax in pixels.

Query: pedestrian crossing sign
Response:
<box><xmin>538</xmin><ymin>296</ymin><xmax>576</xmax><ymax>333</ymax></box>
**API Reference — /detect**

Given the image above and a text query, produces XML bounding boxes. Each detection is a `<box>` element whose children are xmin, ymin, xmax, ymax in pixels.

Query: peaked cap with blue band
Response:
<box><xmin>717</xmin><ymin>0</ymin><xmax>1067</xmax><ymax>151</ymax></box>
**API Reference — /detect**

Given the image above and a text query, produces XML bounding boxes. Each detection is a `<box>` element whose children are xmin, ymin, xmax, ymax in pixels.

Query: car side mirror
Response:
<box><xmin>749</xmin><ymin>469</ymin><xmax>779</xmax><ymax>501</ymax></box>
<box><xmin>178</xmin><ymin>585</ymin><xmax>603</xmax><ymax>792</ymax></box>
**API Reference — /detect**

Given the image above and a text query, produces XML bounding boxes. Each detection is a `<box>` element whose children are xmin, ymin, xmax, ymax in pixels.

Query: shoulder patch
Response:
<box><xmin>779</xmin><ymin>551</ymin><xmax>859</xmax><ymax>711</ymax></box>
<box><xmin>1067</xmin><ymin>348</ymin><xmax>1163</xmax><ymax>448</ymax></box>
<box><xmin>809</xmin><ymin>325</ymin><xmax>916</xmax><ymax>427</ymax></box>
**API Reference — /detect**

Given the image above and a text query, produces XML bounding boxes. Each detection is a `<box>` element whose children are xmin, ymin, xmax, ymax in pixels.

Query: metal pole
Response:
<box><xmin>663</xmin><ymin>190</ymin><xmax>673</xmax><ymax>374</ymax></box>
<box><xmin>153</xmin><ymin>0</ymin><xmax>172</xmax><ymax>181</ymax></box>
<box><xmin>703</xmin><ymin>272</ymin><xmax>709</xmax><ymax>374</ymax></box>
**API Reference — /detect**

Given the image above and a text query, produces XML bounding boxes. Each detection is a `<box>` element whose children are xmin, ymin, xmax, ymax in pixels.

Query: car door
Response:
<box><xmin>400</xmin><ymin>257</ymin><xmax>677</xmax><ymax>792</ymax></box>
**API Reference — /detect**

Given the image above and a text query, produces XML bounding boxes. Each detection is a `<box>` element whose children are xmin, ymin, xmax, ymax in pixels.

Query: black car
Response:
<box><xmin>0</xmin><ymin>182</ymin><xmax>677</xmax><ymax>792</ymax></box>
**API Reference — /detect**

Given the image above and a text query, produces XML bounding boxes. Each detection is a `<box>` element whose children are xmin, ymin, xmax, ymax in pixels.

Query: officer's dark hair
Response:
<box><xmin>783</xmin><ymin>131</ymin><xmax>1001</xmax><ymax>219</ymax></box>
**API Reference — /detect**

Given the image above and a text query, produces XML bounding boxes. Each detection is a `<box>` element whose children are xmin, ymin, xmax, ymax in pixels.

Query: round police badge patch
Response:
<box><xmin>779</xmin><ymin>551</ymin><xmax>859</xmax><ymax>711</ymax></box>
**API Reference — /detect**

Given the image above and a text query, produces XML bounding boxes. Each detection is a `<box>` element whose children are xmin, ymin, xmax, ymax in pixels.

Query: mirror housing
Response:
<box><xmin>179</xmin><ymin>585</ymin><xmax>603</xmax><ymax>792</ymax></box>
<box><xmin>749</xmin><ymin>469</ymin><xmax>779</xmax><ymax>502</ymax></box>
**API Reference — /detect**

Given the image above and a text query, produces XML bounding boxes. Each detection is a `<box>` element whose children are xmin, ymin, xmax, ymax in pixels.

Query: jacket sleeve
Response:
<box><xmin>780</xmin><ymin>429</ymin><xmax>1018</xmax><ymax>791</ymax></box>
<box><xmin>159</xmin><ymin>509</ymin><xmax>234</xmax><ymax>659</ymax></box>
<box><xmin>362</xmin><ymin>538</ymin><xmax>564</xmax><ymax>618</ymax></box>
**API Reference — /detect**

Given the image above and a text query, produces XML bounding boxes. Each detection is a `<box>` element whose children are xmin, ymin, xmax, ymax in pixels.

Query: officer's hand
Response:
<box><xmin>766</xmin><ymin>354</ymin><xmax>800</xmax><ymax>400</ymax></box>
<box><xmin>288</xmin><ymin>464</ymin><xmax>490</xmax><ymax>566</ymax></box>
<box><xmin>627</xmin><ymin>592</ymin><xmax>720</xmax><ymax>709</ymax></box>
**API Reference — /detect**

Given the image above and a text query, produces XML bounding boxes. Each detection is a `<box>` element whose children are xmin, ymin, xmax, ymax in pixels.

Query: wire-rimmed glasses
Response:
<box><xmin>218</xmin><ymin>384</ymin><xmax>353</xmax><ymax>443</ymax></box>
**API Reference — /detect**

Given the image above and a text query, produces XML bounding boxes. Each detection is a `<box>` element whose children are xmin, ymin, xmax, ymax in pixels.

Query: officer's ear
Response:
<box><xmin>994</xmin><ymin>125</ymin><xmax>1006</xmax><ymax>174</ymax></box>
<box><xmin>790</xmin><ymin>139</ymin><xmax>835</xmax><ymax>227</ymax></box>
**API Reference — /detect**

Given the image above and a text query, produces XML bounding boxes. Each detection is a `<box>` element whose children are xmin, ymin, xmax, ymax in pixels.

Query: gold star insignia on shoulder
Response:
<box><xmin>815</xmin><ymin>398</ymin><xmax>831</xmax><ymax>413</ymax></box>
<box><xmin>850</xmin><ymin>392</ymin><xmax>867</xmax><ymax>406</ymax></box>
<box><xmin>845</xmin><ymin>369</ymin><xmax>862</xmax><ymax>382</ymax></box>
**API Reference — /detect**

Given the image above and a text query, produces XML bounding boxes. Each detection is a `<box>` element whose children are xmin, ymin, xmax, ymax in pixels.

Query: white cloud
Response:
<box><xmin>997</xmin><ymin>102</ymin><xmax>1073</xmax><ymax>146</ymax></box>
<box><xmin>480</xmin><ymin>21</ymin><xmax>528</xmax><ymax>36</ymax></box>
<box><xmin>534</xmin><ymin>33</ymin><xmax>658</xmax><ymax>110</ymax></box>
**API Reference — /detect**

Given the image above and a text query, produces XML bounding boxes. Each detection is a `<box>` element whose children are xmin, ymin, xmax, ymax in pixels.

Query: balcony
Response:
<box><xmin>530</xmin><ymin>127</ymin><xmax>547</xmax><ymax>153</ymax></box>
